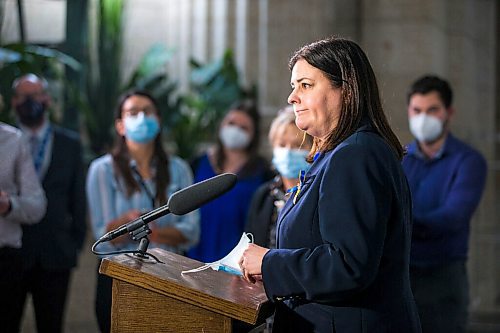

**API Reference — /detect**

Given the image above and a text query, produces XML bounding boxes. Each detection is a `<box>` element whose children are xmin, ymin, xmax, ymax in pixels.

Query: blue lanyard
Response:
<box><xmin>33</xmin><ymin>126</ymin><xmax>52</xmax><ymax>175</ymax></box>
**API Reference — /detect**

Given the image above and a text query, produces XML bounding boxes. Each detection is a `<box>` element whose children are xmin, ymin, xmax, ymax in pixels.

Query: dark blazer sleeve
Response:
<box><xmin>262</xmin><ymin>142</ymin><xmax>393</xmax><ymax>302</ymax></box>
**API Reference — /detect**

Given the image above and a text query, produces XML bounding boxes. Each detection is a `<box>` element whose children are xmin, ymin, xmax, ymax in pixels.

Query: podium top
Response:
<box><xmin>99</xmin><ymin>248</ymin><xmax>270</xmax><ymax>324</ymax></box>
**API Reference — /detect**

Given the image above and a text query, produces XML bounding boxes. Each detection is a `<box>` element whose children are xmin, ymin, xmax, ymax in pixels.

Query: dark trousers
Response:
<box><xmin>95</xmin><ymin>260</ymin><xmax>112</xmax><ymax>333</ymax></box>
<box><xmin>0</xmin><ymin>247</ymin><xmax>24</xmax><ymax>333</ymax></box>
<box><xmin>410</xmin><ymin>261</ymin><xmax>469</xmax><ymax>333</ymax></box>
<box><xmin>19</xmin><ymin>264</ymin><xmax>71</xmax><ymax>333</ymax></box>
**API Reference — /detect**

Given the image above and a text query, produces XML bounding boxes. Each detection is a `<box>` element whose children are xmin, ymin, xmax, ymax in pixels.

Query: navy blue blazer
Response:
<box><xmin>262</xmin><ymin>125</ymin><xmax>421</xmax><ymax>332</ymax></box>
<box><xmin>22</xmin><ymin>126</ymin><xmax>87</xmax><ymax>271</ymax></box>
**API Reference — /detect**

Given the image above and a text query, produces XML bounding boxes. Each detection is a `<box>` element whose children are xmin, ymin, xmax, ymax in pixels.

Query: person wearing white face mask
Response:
<box><xmin>187</xmin><ymin>100</ymin><xmax>273</xmax><ymax>264</ymax></box>
<box><xmin>86</xmin><ymin>90</ymin><xmax>199</xmax><ymax>333</ymax></box>
<box><xmin>403</xmin><ymin>75</ymin><xmax>487</xmax><ymax>333</ymax></box>
<box><xmin>246</xmin><ymin>107</ymin><xmax>312</xmax><ymax>249</ymax></box>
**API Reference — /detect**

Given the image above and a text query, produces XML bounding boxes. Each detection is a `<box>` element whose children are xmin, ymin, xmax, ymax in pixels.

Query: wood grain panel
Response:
<box><xmin>111</xmin><ymin>280</ymin><xmax>231</xmax><ymax>333</ymax></box>
<box><xmin>100</xmin><ymin>248</ymin><xmax>271</xmax><ymax>330</ymax></box>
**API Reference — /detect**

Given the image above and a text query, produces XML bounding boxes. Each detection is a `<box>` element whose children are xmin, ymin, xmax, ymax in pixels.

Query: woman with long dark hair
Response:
<box><xmin>86</xmin><ymin>89</ymin><xmax>199</xmax><ymax>332</ymax></box>
<box><xmin>187</xmin><ymin>100</ymin><xmax>273</xmax><ymax>263</ymax></box>
<box><xmin>239</xmin><ymin>37</ymin><xmax>421</xmax><ymax>332</ymax></box>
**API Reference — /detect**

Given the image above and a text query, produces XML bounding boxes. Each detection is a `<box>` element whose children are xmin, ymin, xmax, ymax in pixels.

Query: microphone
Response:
<box><xmin>168</xmin><ymin>172</ymin><xmax>237</xmax><ymax>215</ymax></box>
<box><xmin>98</xmin><ymin>173</ymin><xmax>237</xmax><ymax>242</ymax></box>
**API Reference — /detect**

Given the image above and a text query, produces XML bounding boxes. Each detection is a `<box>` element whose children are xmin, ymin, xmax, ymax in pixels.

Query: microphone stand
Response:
<box><xmin>129</xmin><ymin>222</ymin><xmax>163</xmax><ymax>264</ymax></box>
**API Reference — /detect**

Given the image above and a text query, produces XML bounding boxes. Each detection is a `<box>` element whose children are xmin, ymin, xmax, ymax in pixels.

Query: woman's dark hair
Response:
<box><xmin>214</xmin><ymin>99</ymin><xmax>262</xmax><ymax>175</ymax></box>
<box><xmin>112</xmin><ymin>89</ymin><xmax>170</xmax><ymax>205</ymax></box>
<box><xmin>407</xmin><ymin>75</ymin><xmax>453</xmax><ymax>108</ymax></box>
<box><xmin>289</xmin><ymin>37</ymin><xmax>404</xmax><ymax>161</ymax></box>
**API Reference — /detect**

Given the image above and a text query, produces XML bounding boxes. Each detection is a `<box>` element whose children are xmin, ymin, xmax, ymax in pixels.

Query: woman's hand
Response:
<box><xmin>149</xmin><ymin>225</ymin><xmax>187</xmax><ymax>246</ymax></box>
<box><xmin>239</xmin><ymin>243</ymin><xmax>269</xmax><ymax>283</ymax></box>
<box><xmin>107</xmin><ymin>209</ymin><xmax>142</xmax><ymax>245</ymax></box>
<box><xmin>0</xmin><ymin>191</ymin><xmax>11</xmax><ymax>215</ymax></box>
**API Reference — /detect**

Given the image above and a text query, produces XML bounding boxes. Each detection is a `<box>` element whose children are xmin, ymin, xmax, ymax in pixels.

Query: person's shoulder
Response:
<box><xmin>447</xmin><ymin>134</ymin><xmax>487</xmax><ymax>166</ymax></box>
<box><xmin>0</xmin><ymin>123</ymin><xmax>27</xmax><ymax>152</ymax></box>
<box><xmin>449</xmin><ymin>134</ymin><xmax>483</xmax><ymax>153</ymax></box>
<box><xmin>169</xmin><ymin>154</ymin><xmax>191</xmax><ymax>171</ymax></box>
<box><xmin>351</xmin><ymin>127</ymin><xmax>388</xmax><ymax>145</ymax></box>
<box><xmin>52</xmin><ymin>125</ymin><xmax>81</xmax><ymax>143</ymax></box>
<box><xmin>256</xmin><ymin>178</ymin><xmax>276</xmax><ymax>194</ymax></box>
<box><xmin>189</xmin><ymin>152</ymin><xmax>210</xmax><ymax>173</ymax></box>
<box><xmin>340</xmin><ymin>130</ymin><xmax>390</xmax><ymax>155</ymax></box>
<box><xmin>191</xmin><ymin>153</ymin><xmax>209</xmax><ymax>165</ymax></box>
<box><xmin>242</xmin><ymin>155</ymin><xmax>274</xmax><ymax>181</ymax></box>
<box><xmin>0</xmin><ymin>122</ymin><xmax>22</xmax><ymax>139</ymax></box>
<box><xmin>88</xmin><ymin>154</ymin><xmax>113</xmax><ymax>171</ymax></box>
<box><xmin>250</xmin><ymin>180</ymin><xmax>275</xmax><ymax>207</ymax></box>
<box><xmin>325</xmin><ymin>130</ymin><xmax>400</xmax><ymax>171</ymax></box>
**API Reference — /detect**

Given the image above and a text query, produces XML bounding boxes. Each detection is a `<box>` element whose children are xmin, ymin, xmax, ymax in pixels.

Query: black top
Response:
<box><xmin>245</xmin><ymin>176</ymin><xmax>286</xmax><ymax>248</ymax></box>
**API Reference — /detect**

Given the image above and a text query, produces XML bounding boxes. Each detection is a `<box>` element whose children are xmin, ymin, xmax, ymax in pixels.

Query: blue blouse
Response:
<box><xmin>186</xmin><ymin>154</ymin><xmax>270</xmax><ymax>262</ymax></box>
<box><xmin>86</xmin><ymin>154</ymin><xmax>200</xmax><ymax>255</ymax></box>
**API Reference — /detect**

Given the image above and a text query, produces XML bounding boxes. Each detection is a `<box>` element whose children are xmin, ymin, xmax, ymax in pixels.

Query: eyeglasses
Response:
<box><xmin>123</xmin><ymin>106</ymin><xmax>157</xmax><ymax>117</ymax></box>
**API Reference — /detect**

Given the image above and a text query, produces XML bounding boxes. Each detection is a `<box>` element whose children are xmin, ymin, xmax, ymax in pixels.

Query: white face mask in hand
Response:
<box><xmin>181</xmin><ymin>233</ymin><xmax>253</xmax><ymax>276</ymax></box>
<box><xmin>409</xmin><ymin>113</ymin><xmax>444</xmax><ymax>143</ymax></box>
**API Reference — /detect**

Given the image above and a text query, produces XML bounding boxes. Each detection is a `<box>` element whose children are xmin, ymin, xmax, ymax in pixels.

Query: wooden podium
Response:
<box><xmin>99</xmin><ymin>248</ymin><xmax>271</xmax><ymax>332</ymax></box>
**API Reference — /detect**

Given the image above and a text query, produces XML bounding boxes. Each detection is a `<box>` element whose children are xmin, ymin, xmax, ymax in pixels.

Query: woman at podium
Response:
<box><xmin>238</xmin><ymin>37</ymin><xmax>422</xmax><ymax>332</ymax></box>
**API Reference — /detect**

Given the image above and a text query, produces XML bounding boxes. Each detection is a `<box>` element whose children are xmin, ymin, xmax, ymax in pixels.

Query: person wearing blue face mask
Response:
<box><xmin>122</xmin><ymin>109</ymin><xmax>160</xmax><ymax>144</ymax></box>
<box><xmin>246</xmin><ymin>107</ymin><xmax>312</xmax><ymax>249</ymax></box>
<box><xmin>86</xmin><ymin>89</ymin><xmax>200</xmax><ymax>333</ymax></box>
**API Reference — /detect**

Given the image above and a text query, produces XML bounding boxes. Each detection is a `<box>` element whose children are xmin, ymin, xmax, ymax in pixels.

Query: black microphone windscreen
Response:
<box><xmin>168</xmin><ymin>173</ymin><xmax>237</xmax><ymax>215</ymax></box>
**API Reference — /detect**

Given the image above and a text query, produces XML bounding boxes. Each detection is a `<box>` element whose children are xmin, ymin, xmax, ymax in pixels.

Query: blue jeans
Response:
<box><xmin>410</xmin><ymin>261</ymin><xmax>469</xmax><ymax>333</ymax></box>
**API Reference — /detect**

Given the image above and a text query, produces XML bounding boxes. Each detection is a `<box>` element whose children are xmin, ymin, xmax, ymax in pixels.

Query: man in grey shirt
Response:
<box><xmin>11</xmin><ymin>74</ymin><xmax>86</xmax><ymax>333</ymax></box>
<box><xmin>0</xmin><ymin>121</ymin><xmax>46</xmax><ymax>332</ymax></box>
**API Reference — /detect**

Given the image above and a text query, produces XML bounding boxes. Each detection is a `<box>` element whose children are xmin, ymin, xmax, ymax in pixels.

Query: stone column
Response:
<box><xmin>361</xmin><ymin>0</ymin><xmax>499</xmax><ymax>319</ymax></box>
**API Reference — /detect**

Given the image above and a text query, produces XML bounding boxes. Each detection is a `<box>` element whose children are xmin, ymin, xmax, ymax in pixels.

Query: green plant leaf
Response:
<box><xmin>124</xmin><ymin>44</ymin><xmax>175</xmax><ymax>89</ymax></box>
<box><xmin>25</xmin><ymin>45</ymin><xmax>81</xmax><ymax>70</ymax></box>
